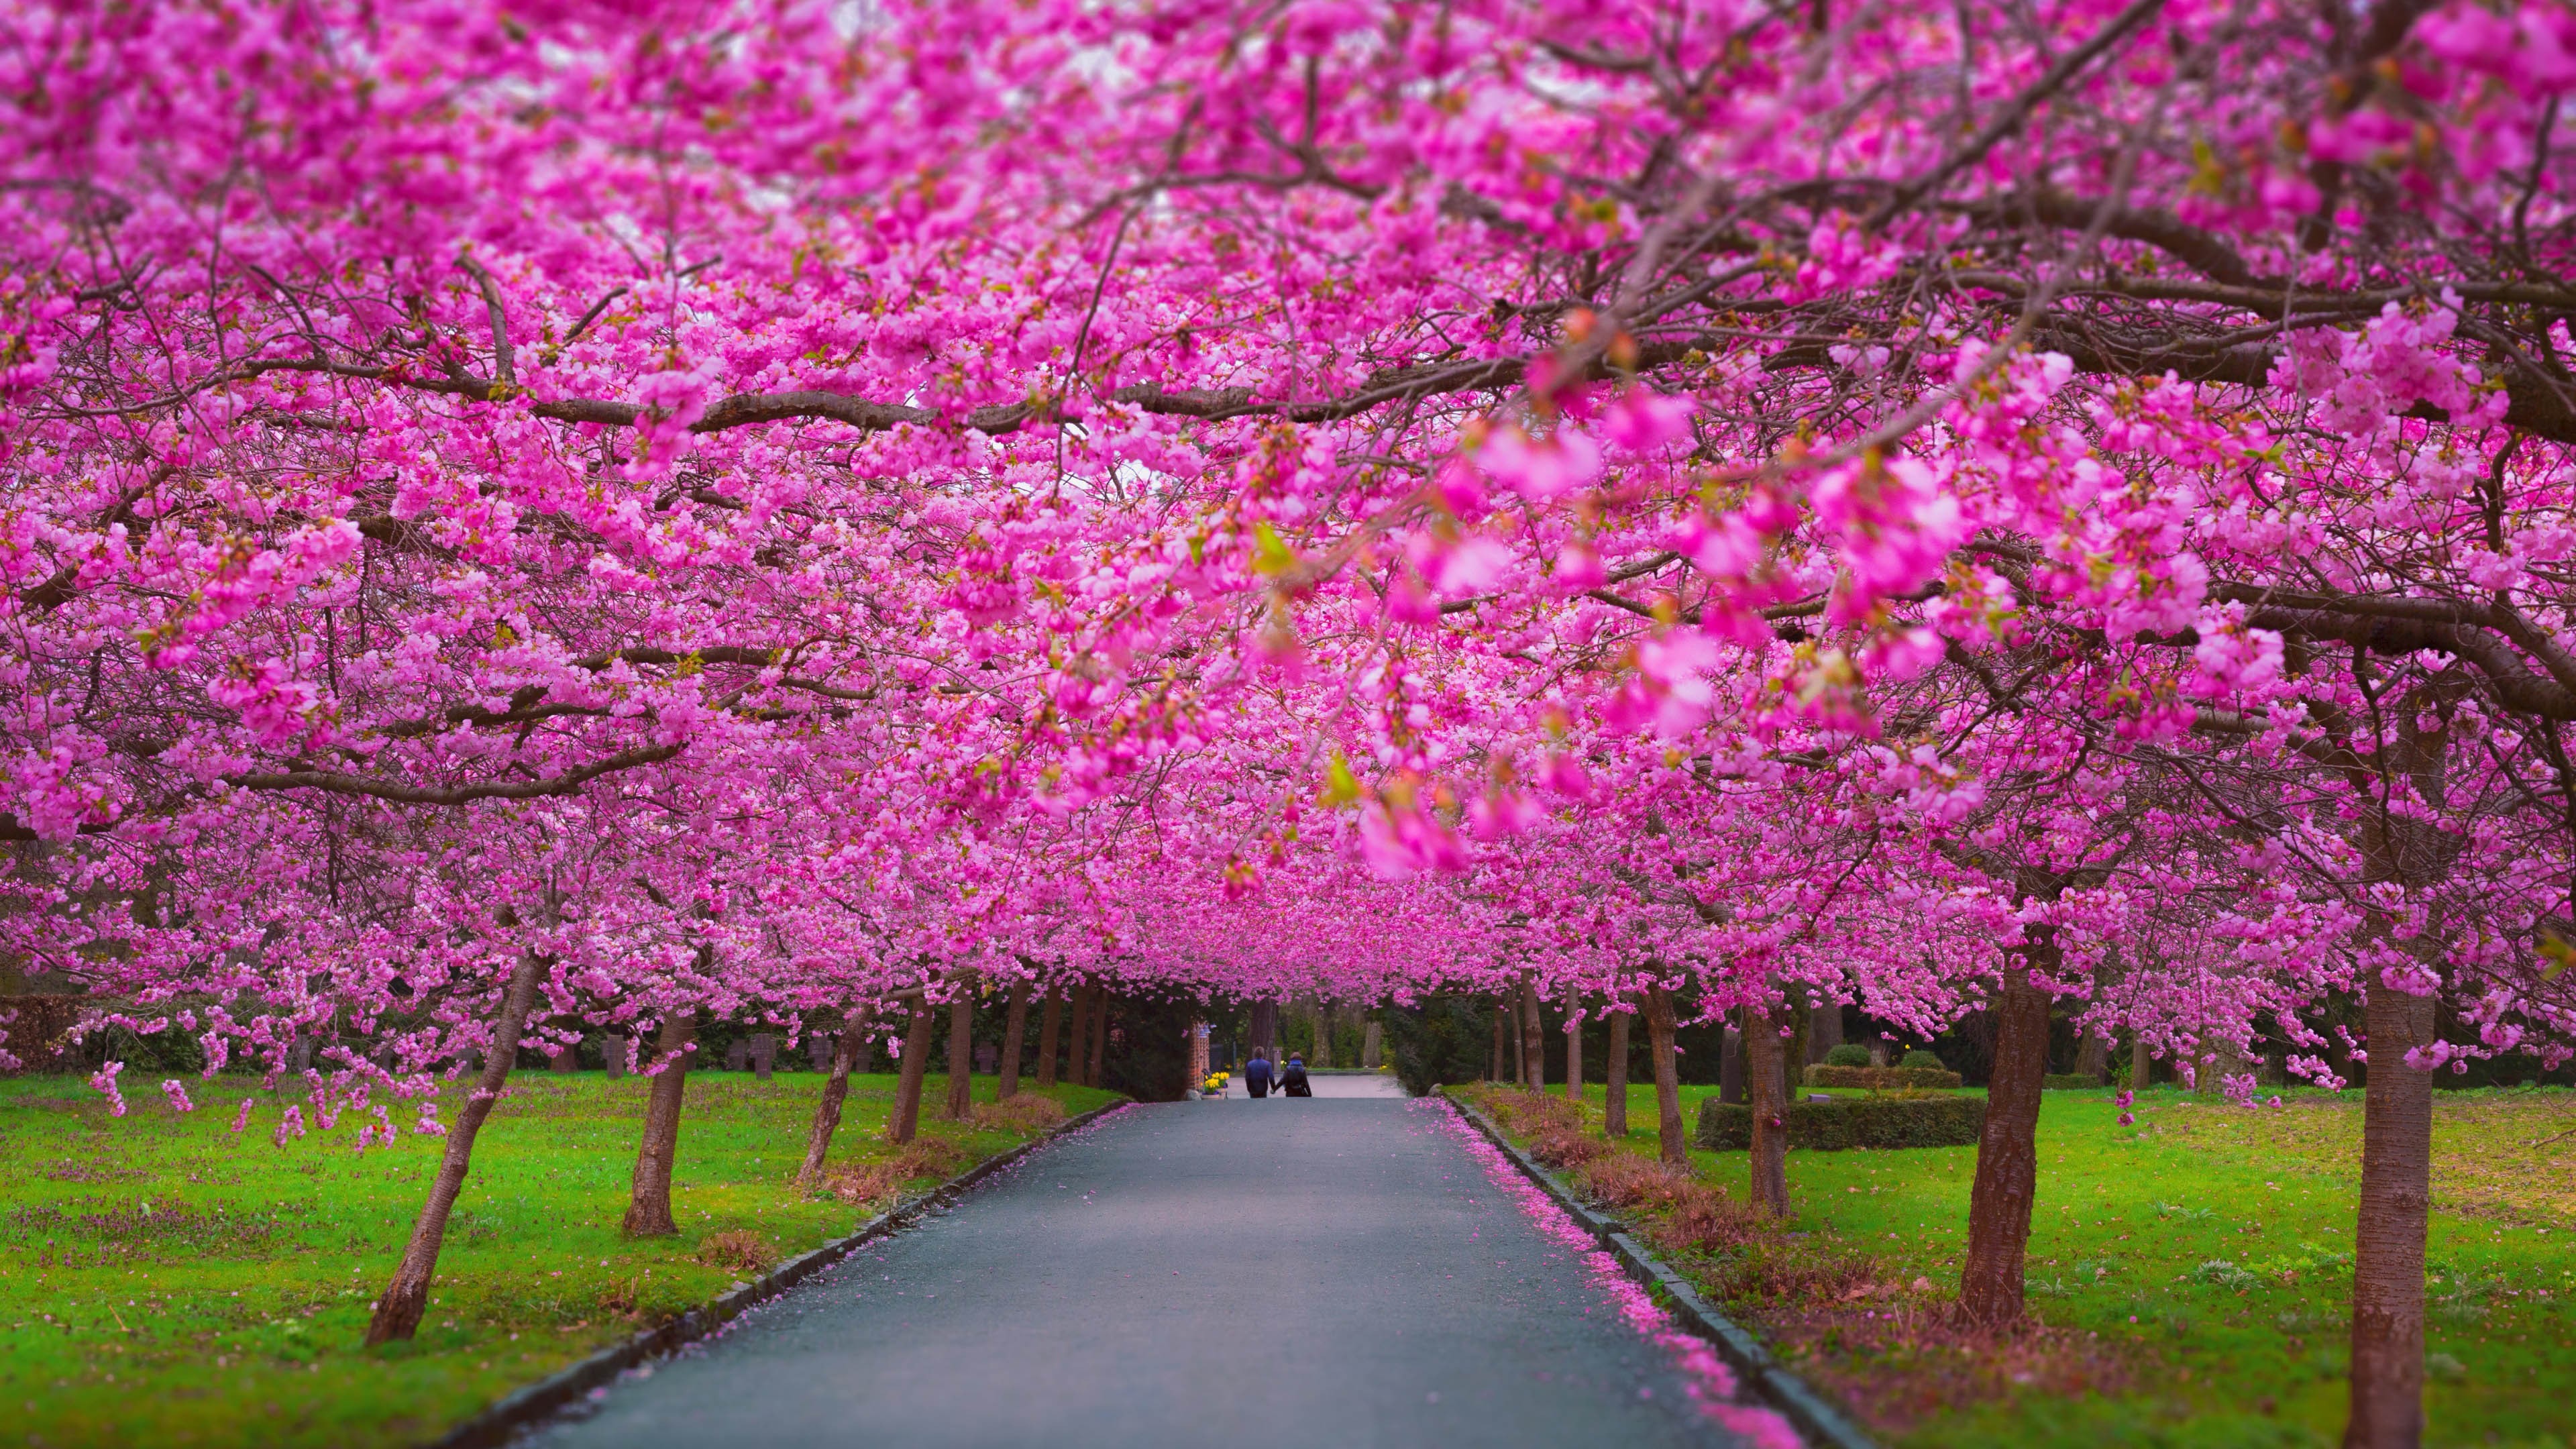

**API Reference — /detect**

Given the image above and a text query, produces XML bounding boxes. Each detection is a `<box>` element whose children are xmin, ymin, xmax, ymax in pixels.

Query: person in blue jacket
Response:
<box><xmin>1243</xmin><ymin>1049</ymin><xmax>1275</xmax><ymax>1098</ymax></box>
<box><xmin>1280</xmin><ymin>1052</ymin><xmax>1311</xmax><ymax>1097</ymax></box>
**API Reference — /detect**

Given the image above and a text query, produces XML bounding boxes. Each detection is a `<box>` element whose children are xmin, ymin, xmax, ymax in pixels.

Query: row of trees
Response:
<box><xmin>6</xmin><ymin>1</ymin><xmax>2571</xmax><ymax>1444</ymax></box>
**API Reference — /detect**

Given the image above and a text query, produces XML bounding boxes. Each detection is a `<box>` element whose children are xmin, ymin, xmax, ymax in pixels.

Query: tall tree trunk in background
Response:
<box><xmin>1743</xmin><ymin>1000</ymin><xmax>1789</xmax><ymax>1216</ymax></box>
<box><xmin>1064</xmin><ymin>987</ymin><xmax>1093</xmax><ymax>1087</ymax></box>
<box><xmin>1086</xmin><ymin>990</ymin><xmax>1110</xmax><ymax>1086</ymax></box>
<box><xmin>887</xmin><ymin>1000</ymin><xmax>936</xmax><ymax>1144</ymax></box>
<box><xmin>1808</xmin><ymin>1002</ymin><xmax>1843</xmax><ymax>1063</ymax></box>
<box><xmin>366</xmin><ymin>944</ymin><xmax>547</xmax><ymax>1344</ymax></box>
<box><xmin>1249</xmin><ymin>998</ymin><xmax>1277</xmax><ymax>1067</ymax></box>
<box><xmin>1035</xmin><ymin>989</ymin><xmax>1065</xmax><ymax>1090</ymax></box>
<box><xmin>2073</xmin><ymin>1030</ymin><xmax>2109</xmax><ymax>1084</ymax></box>
<box><xmin>997</xmin><ymin>981</ymin><xmax>1031</xmax><ymax>1099</ymax></box>
<box><xmin>943</xmin><ymin>983</ymin><xmax>975</xmax><ymax>1120</ymax></box>
<box><xmin>1509</xmin><ymin>997</ymin><xmax>1526</xmax><ymax>1085</ymax></box>
<box><xmin>797</xmin><ymin>1019</ymin><xmax>864</xmax><ymax>1189</ymax></box>
<box><xmin>1491</xmin><ymin>1000</ymin><xmax>1507</xmax><ymax>1080</ymax></box>
<box><xmin>1603</xmin><ymin>1004</ymin><xmax>1629</xmax><ymax>1137</ymax></box>
<box><xmin>1562</xmin><ymin>984</ymin><xmax>1584</xmax><ymax>1106</ymax></box>
<box><xmin>1309</xmin><ymin>1000</ymin><xmax>1333</xmax><ymax>1067</ymax></box>
<box><xmin>1644</xmin><ymin>984</ymin><xmax>1685</xmax><ymax>1167</ymax></box>
<box><xmin>622</xmin><ymin>1008</ymin><xmax>698</xmax><ymax>1238</ymax></box>
<box><xmin>2345</xmin><ymin>962</ymin><xmax>2439</xmax><ymax>1449</ymax></box>
<box><xmin>1720</xmin><ymin>1016</ymin><xmax>1746</xmax><ymax>1105</ymax></box>
<box><xmin>1519</xmin><ymin>980</ymin><xmax>1546</xmax><ymax>1089</ymax></box>
<box><xmin>2130</xmin><ymin>1032</ymin><xmax>2151</xmax><ymax>1090</ymax></box>
<box><xmin>1960</xmin><ymin>918</ymin><xmax>2057</xmax><ymax>1324</ymax></box>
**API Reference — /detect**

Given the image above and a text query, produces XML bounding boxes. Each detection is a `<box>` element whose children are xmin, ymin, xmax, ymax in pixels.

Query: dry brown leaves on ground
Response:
<box><xmin>969</xmin><ymin>1093</ymin><xmax>1067</xmax><ymax>1133</ymax></box>
<box><xmin>694</xmin><ymin>1228</ymin><xmax>780</xmax><ymax>1277</ymax></box>
<box><xmin>822</xmin><ymin>1138</ymin><xmax>971</xmax><ymax>1206</ymax></box>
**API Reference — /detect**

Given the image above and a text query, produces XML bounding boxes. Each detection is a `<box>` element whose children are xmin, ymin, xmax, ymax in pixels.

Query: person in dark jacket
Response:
<box><xmin>1281</xmin><ymin>1053</ymin><xmax>1311</xmax><ymax>1097</ymax></box>
<box><xmin>1243</xmin><ymin>1049</ymin><xmax>1274</xmax><ymax>1098</ymax></box>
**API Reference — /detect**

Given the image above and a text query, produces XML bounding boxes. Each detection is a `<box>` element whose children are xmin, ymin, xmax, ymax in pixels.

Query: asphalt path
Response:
<box><xmin>538</xmin><ymin>1097</ymin><xmax>1747</xmax><ymax>1448</ymax></box>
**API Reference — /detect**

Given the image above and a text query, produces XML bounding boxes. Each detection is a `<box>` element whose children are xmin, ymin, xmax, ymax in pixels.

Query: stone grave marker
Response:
<box><xmin>604</xmin><ymin>1035</ymin><xmax>631</xmax><ymax>1079</ymax></box>
<box><xmin>725</xmin><ymin>1039</ymin><xmax>750</xmax><ymax>1071</ymax></box>
<box><xmin>749</xmin><ymin>1033</ymin><xmax>776</xmax><ymax>1080</ymax></box>
<box><xmin>806</xmin><ymin>1032</ymin><xmax>838</xmax><ymax>1072</ymax></box>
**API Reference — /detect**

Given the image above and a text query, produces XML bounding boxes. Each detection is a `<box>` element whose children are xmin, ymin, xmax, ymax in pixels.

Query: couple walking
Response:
<box><xmin>1241</xmin><ymin>1049</ymin><xmax>1310</xmax><ymax>1098</ymax></box>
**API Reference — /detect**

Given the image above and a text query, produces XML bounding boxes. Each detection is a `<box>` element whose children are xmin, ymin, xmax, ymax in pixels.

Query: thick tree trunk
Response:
<box><xmin>887</xmin><ymin>1000</ymin><xmax>936</xmax><ymax>1144</ymax></box>
<box><xmin>1720</xmin><ymin>1019</ymin><xmax>1746</xmax><ymax>1104</ymax></box>
<box><xmin>1248</xmin><ymin>998</ymin><xmax>1276</xmax><ymax>1067</ymax></box>
<box><xmin>1309</xmin><ymin>1000</ymin><xmax>1332</xmax><ymax>1068</ymax></box>
<box><xmin>1034</xmin><ymin>989</ymin><xmax>1065</xmax><ymax>1089</ymax></box>
<box><xmin>1645</xmin><ymin>985</ymin><xmax>1685</xmax><ymax>1167</ymax></box>
<box><xmin>1808</xmin><ymin>1002</ymin><xmax>1843</xmax><ymax>1063</ymax></box>
<box><xmin>1520</xmin><ymin>980</ymin><xmax>1546</xmax><ymax>1089</ymax></box>
<box><xmin>365</xmin><ymin>947</ymin><xmax>546</xmax><ymax>1345</ymax></box>
<box><xmin>2344</xmin><ymin>968</ymin><xmax>2438</xmax><ymax>1449</ymax></box>
<box><xmin>2130</xmin><ymin>1032</ymin><xmax>2151</xmax><ymax>1089</ymax></box>
<box><xmin>798</xmin><ymin>1019</ymin><xmax>864</xmax><ymax>1189</ymax></box>
<box><xmin>1509</xmin><ymin>996</ymin><xmax>1527</xmax><ymax>1085</ymax></box>
<box><xmin>943</xmin><ymin>985</ymin><xmax>975</xmax><ymax>1120</ymax></box>
<box><xmin>2073</xmin><ymin>1030</ymin><xmax>2109</xmax><ymax>1083</ymax></box>
<box><xmin>1960</xmin><ymin>946</ymin><xmax>2054</xmax><ymax>1324</ymax></box>
<box><xmin>1603</xmin><ymin>1006</ymin><xmax>1630</xmax><ymax>1138</ymax></box>
<box><xmin>1562</xmin><ymin>984</ymin><xmax>1584</xmax><ymax>1105</ymax></box>
<box><xmin>1086</xmin><ymin>989</ymin><xmax>1110</xmax><ymax>1086</ymax></box>
<box><xmin>996</xmin><ymin>981</ymin><xmax>1030</xmax><ymax>1099</ymax></box>
<box><xmin>1743</xmin><ymin>1000</ymin><xmax>1790</xmax><ymax>1216</ymax></box>
<box><xmin>1491</xmin><ymin>1000</ymin><xmax>1507</xmax><ymax>1080</ymax></box>
<box><xmin>1361</xmin><ymin>1016</ymin><xmax>1383</xmax><ymax>1069</ymax></box>
<box><xmin>623</xmin><ymin>1009</ymin><xmax>697</xmax><ymax>1238</ymax></box>
<box><xmin>1067</xmin><ymin>986</ymin><xmax>1094</xmax><ymax>1085</ymax></box>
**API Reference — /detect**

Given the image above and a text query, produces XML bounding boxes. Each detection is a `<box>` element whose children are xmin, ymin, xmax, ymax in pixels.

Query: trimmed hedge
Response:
<box><xmin>1697</xmin><ymin>1093</ymin><xmax>1986</xmax><ymax>1151</ymax></box>
<box><xmin>1822</xmin><ymin>1043</ymin><xmax>1873</xmax><ymax>1067</ymax></box>
<box><xmin>1898</xmin><ymin>1049</ymin><xmax>1947</xmax><ymax>1071</ymax></box>
<box><xmin>2043</xmin><ymin>1073</ymin><xmax>2106</xmax><ymax>1090</ymax></box>
<box><xmin>1802</xmin><ymin>1063</ymin><xmax>1964</xmax><ymax>1090</ymax></box>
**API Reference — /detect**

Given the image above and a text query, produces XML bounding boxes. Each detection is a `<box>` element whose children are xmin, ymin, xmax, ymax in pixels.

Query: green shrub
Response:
<box><xmin>1803</xmin><ymin>1063</ymin><xmax>1964</xmax><ymax>1090</ymax></box>
<box><xmin>1897</xmin><ymin>1049</ymin><xmax>1946</xmax><ymax>1071</ymax></box>
<box><xmin>2043</xmin><ymin>1072</ymin><xmax>2105</xmax><ymax>1090</ymax></box>
<box><xmin>1696</xmin><ymin>1093</ymin><xmax>1985</xmax><ymax>1151</ymax></box>
<box><xmin>1383</xmin><ymin>994</ymin><xmax>1493</xmax><ymax>1096</ymax></box>
<box><xmin>1823</xmin><ymin>1044</ymin><xmax>1872</xmax><ymax>1067</ymax></box>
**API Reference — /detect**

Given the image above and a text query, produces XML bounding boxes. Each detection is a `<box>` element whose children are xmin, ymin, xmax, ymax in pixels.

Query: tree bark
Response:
<box><xmin>1720</xmin><ymin>1019</ymin><xmax>1746</xmax><ymax>1104</ymax></box>
<box><xmin>2344</xmin><ymin>966</ymin><xmax>2438</xmax><ymax>1449</ymax></box>
<box><xmin>1491</xmin><ymin>1000</ymin><xmax>1507</xmax><ymax>1080</ymax></box>
<box><xmin>365</xmin><ymin>945</ymin><xmax>547</xmax><ymax>1345</ymax></box>
<box><xmin>798</xmin><ymin>1018</ymin><xmax>863</xmax><ymax>1189</ymax></box>
<box><xmin>943</xmin><ymin>984</ymin><xmax>975</xmax><ymax>1120</ymax></box>
<box><xmin>1086</xmin><ymin>989</ymin><xmax>1109</xmax><ymax>1086</ymax></box>
<box><xmin>622</xmin><ymin>1008</ymin><xmax>697</xmax><ymax>1238</ymax></box>
<box><xmin>996</xmin><ymin>981</ymin><xmax>1030</xmax><ymax>1099</ymax></box>
<box><xmin>1065</xmin><ymin>986</ymin><xmax>1093</xmax><ymax>1087</ymax></box>
<box><xmin>1309</xmin><ymin>1000</ymin><xmax>1333</xmax><ymax>1068</ymax></box>
<box><xmin>1644</xmin><ymin>984</ymin><xmax>1685</xmax><ymax>1167</ymax></box>
<box><xmin>1960</xmin><ymin>939</ymin><xmax>2055</xmax><ymax>1324</ymax></box>
<box><xmin>1808</xmin><ymin>1002</ymin><xmax>1843</xmax><ymax>1063</ymax></box>
<box><xmin>1508</xmin><ymin>996</ymin><xmax>1526</xmax><ymax>1085</ymax></box>
<box><xmin>1361</xmin><ymin>1016</ymin><xmax>1383</xmax><ymax>1069</ymax></box>
<box><xmin>887</xmin><ymin>1000</ymin><xmax>936</xmax><ymax>1144</ymax></box>
<box><xmin>2073</xmin><ymin>1029</ymin><xmax>2110</xmax><ymax>1083</ymax></box>
<box><xmin>1603</xmin><ymin>1004</ymin><xmax>1630</xmax><ymax>1138</ymax></box>
<box><xmin>2130</xmin><ymin>1032</ymin><xmax>2152</xmax><ymax>1089</ymax></box>
<box><xmin>1562</xmin><ymin>984</ymin><xmax>1584</xmax><ymax>1105</ymax></box>
<box><xmin>1034</xmin><ymin>989</ymin><xmax>1065</xmax><ymax>1090</ymax></box>
<box><xmin>1520</xmin><ymin>979</ymin><xmax>1546</xmax><ymax>1089</ymax></box>
<box><xmin>1743</xmin><ymin>1000</ymin><xmax>1790</xmax><ymax>1216</ymax></box>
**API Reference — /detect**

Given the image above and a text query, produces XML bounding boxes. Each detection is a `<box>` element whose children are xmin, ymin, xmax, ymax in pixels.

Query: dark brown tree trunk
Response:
<box><xmin>1562</xmin><ymin>984</ymin><xmax>1584</xmax><ymax>1105</ymax></box>
<box><xmin>1743</xmin><ymin>1000</ymin><xmax>1790</xmax><ymax>1216</ymax></box>
<box><xmin>1508</xmin><ymin>996</ymin><xmax>1526</xmax><ymax>1085</ymax></box>
<box><xmin>1520</xmin><ymin>979</ymin><xmax>1546</xmax><ymax>1089</ymax></box>
<box><xmin>622</xmin><ymin>1008</ymin><xmax>697</xmax><ymax>1237</ymax></box>
<box><xmin>365</xmin><ymin>947</ymin><xmax>546</xmax><ymax>1345</ymax></box>
<box><xmin>1066</xmin><ymin>986</ymin><xmax>1094</xmax><ymax>1086</ymax></box>
<box><xmin>1720</xmin><ymin>1016</ymin><xmax>1746</xmax><ymax>1104</ymax></box>
<box><xmin>1086</xmin><ymin>989</ymin><xmax>1109</xmax><ymax>1086</ymax></box>
<box><xmin>1361</xmin><ymin>1016</ymin><xmax>1383</xmax><ymax>1069</ymax></box>
<box><xmin>1645</xmin><ymin>984</ymin><xmax>1684</xmax><ymax>1167</ymax></box>
<box><xmin>2345</xmin><ymin>967</ymin><xmax>2438</xmax><ymax>1449</ymax></box>
<box><xmin>1309</xmin><ymin>1000</ymin><xmax>1333</xmax><ymax>1068</ymax></box>
<box><xmin>1491</xmin><ymin>1000</ymin><xmax>1507</xmax><ymax>1080</ymax></box>
<box><xmin>2131</xmin><ymin>1032</ymin><xmax>2151</xmax><ymax>1089</ymax></box>
<box><xmin>798</xmin><ymin>1019</ymin><xmax>864</xmax><ymax>1189</ymax></box>
<box><xmin>2073</xmin><ymin>1030</ymin><xmax>2109</xmax><ymax>1083</ymax></box>
<box><xmin>1603</xmin><ymin>1004</ymin><xmax>1630</xmax><ymax>1137</ymax></box>
<box><xmin>1034</xmin><ymin>989</ymin><xmax>1065</xmax><ymax>1090</ymax></box>
<box><xmin>1960</xmin><ymin>941</ymin><xmax>2055</xmax><ymax>1324</ymax></box>
<box><xmin>887</xmin><ymin>1000</ymin><xmax>936</xmax><ymax>1144</ymax></box>
<box><xmin>1808</xmin><ymin>1002</ymin><xmax>1843</xmax><ymax>1063</ymax></box>
<box><xmin>943</xmin><ymin>985</ymin><xmax>975</xmax><ymax>1120</ymax></box>
<box><xmin>996</xmin><ymin>981</ymin><xmax>1030</xmax><ymax>1099</ymax></box>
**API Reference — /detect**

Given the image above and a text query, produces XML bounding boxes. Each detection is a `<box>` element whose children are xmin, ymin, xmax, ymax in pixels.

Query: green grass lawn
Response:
<box><xmin>1</xmin><ymin>1070</ymin><xmax>1118</xmax><ymax>1448</ymax></box>
<box><xmin>1511</xmin><ymin>1080</ymin><xmax>2576</xmax><ymax>1448</ymax></box>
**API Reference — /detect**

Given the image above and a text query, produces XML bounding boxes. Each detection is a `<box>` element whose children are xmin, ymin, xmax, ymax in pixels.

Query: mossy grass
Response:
<box><xmin>1</xmin><ymin>1071</ymin><xmax>1118</xmax><ymax>1447</ymax></box>
<box><xmin>1484</xmin><ymin>1080</ymin><xmax>2576</xmax><ymax>1447</ymax></box>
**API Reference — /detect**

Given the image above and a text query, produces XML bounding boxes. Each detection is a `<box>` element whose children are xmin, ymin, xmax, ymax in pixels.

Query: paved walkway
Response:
<box><xmin>539</xmin><ymin>1098</ymin><xmax>1746</xmax><ymax>1448</ymax></box>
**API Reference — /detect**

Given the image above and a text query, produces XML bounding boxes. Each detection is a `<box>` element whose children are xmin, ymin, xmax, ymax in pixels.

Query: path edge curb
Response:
<box><xmin>1440</xmin><ymin>1091</ymin><xmax>1879</xmax><ymax>1449</ymax></box>
<box><xmin>424</xmin><ymin>1099</ymin><xmax>1130</xmax><ymax>1449</ymax></box>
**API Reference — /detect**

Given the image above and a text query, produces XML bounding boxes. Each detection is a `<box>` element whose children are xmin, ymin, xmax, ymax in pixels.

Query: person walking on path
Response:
<box><xmin>1244</xmin><ymin>1049</ymin><xmax>1275</xmax><ymax>1099</ymax></box>
<box><xmin>1281</xmin><ymin>1052</ymin><xmax>1312</xmax><ymax>1097</ymax></box>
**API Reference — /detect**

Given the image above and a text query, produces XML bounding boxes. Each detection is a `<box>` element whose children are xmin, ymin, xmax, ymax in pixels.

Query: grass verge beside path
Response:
<box><xmin>1</xmin><ymin>1071</ymin><xmax>1118</xmax><ymax>1449</ymax></box>
<box><xmin>1461</xmin><ymin>1081</ymin><xmax>2575</xmax><ymax>1449</ymax></box>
